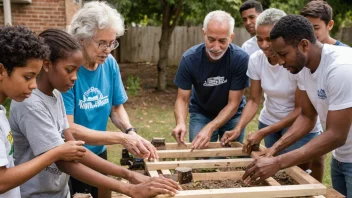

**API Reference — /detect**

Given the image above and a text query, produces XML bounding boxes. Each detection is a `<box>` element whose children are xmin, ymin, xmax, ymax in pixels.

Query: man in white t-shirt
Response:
<box><xmin>242</xmin><ymin>15</ymin><xmax>352</xmax><ymax>197</ymax></box>
<box><xmin>240</xmin><ymin>0</ymin><xmax>263</xmax><ymax>55</ymax></box>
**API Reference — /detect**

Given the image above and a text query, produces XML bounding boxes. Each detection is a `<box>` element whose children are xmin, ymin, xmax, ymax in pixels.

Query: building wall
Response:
<box><xmin>65</xmin><ymin>0</ymin><xmax>81</xmax><ymax>30</ymax></box>
<box><xmin>0</xmin><ymin>0</ymin><xmax>81</xmax><ymax>33</ymax></box>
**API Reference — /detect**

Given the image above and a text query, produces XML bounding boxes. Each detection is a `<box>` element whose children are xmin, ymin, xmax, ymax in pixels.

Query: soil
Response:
<box><xmin>181</xmin><ymin>179</ymin><xmax>266</xmax><ymax>190</ymax></box>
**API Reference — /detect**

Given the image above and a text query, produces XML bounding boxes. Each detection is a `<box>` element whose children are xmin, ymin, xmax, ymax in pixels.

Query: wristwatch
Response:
<box><xmin>125</xmin><ymin>127</ymin><xmax>137</xmax><ymax>134</ymax></box>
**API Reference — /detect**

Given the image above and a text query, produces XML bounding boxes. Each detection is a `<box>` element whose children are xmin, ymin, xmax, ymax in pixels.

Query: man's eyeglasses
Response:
<box><xmin>91</xmin><ymin>38</ymin><xmax>119</xmax><ymax>51</ymax></box>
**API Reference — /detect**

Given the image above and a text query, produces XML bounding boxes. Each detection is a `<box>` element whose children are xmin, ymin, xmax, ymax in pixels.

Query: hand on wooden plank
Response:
<box><xmin>190</xmin><ymin>127</ymin><xmax>212</xmax><ymax>151</ymax></box>
<box><xmin>127</xmin><ymin>175</ymin><xmax>181</xmax><ymax>198</ymax></box>
<box><xmin>220</xmin><ymin>129</ymin><xmax>241</xmax><ymax>146</ymax></box>
<box><xmin>242</xmin><ymin>131</ymin><xmax>264</xmax><ymax>154</ymax></box>
<box><xmin>122</xmin><ymin>131</ymin><xmax>159</xmax><ymax>160</ymax></box>
<box><xmin>171</xmin><ymin>124</ymin><xmax>187</xmax><ymax>147</ymax></box>
<box><xmin>242</xmin><ymin>157</ymin><xmax>282</xmax><ymax>185</ymax></box>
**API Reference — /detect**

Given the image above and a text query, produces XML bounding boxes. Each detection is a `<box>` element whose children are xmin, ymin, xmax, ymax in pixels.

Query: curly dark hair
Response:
<box><xmin>0</xmin><ymin>26</ymin><xmax>50</xmax><ymax>76</ymax></box>
<box><xmin>270</xmin><ymin>15</ymin><xmax>317</xmax><ymax>46</ymax></box>
<box><xmin>240</xmin><ymin>0</ymin><xmax>263</xmax><ymax>14</ymax></box>
<box><xmin>300</xmin><ymin>0</ymin><xmax>332</xmax><ymax>25</ymax></box>
<box><xmin>39</xmin><ymin>29</ymin><xmax>81</xmax><ymax>63</ymax></box>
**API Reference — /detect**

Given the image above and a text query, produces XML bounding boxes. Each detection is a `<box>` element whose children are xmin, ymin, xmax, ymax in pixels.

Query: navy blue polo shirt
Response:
<box><xmin>174</xmin><ymin>43</ymin><xmax>249</xmax><ymax>119</ymax></box>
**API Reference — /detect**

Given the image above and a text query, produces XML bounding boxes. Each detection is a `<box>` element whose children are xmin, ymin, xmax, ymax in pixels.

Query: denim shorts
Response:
<box><xmin>258</xmin><ymin>121</ymin><xmax>321</xmax><ymax>154</ymax></box>
<box><xmin>189</xmin><ymin>113</ymin><xmax>245</xmax><ymax>143</ymax></box>
<box><xmin>331</xmin><ymin>156</ymin><xmax>352</xmax><ymax>197</ymax></box>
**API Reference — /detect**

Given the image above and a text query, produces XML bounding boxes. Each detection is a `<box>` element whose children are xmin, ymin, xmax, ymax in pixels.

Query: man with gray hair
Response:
<box><xmin>171</xmin><ymin>10</ymin><xmax>249</xmax><ymax>150</ymax></box>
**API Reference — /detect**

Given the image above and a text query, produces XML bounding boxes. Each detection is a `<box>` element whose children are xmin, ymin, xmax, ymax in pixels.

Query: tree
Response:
<box><xmin>108</xmin><ymin>0</ymin><xmax>242</xmax><ymax>91</ymax></box>
<box><xmin>268</xmin><ymin>0</ymin><xmax>352</xmax><ymax>37</ymax></box>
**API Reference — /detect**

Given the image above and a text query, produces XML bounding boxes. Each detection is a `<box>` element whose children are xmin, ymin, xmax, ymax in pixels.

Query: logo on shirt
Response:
<box><xmin>7</xmin><ymin>131</ymin><xmax>14</xmax><ymax>156</ymax></box>
<box><xmin>203</xmin><ymin>76</ymin><xmax>227</xmax><ymax>87</ymax></box>
<box><xmin>317</xmin><ymin>89</ymin><xmax>327</xmax><ymax>100</ymax></box>
<box><xmin>79</xmin><ymin>87</ymin><xmax>109</xmax><ymax>110</ymax></box>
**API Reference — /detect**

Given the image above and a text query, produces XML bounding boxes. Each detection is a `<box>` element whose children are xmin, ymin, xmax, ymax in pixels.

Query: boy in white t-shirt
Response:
<box><xmin>242</xmin><ymin>15</ymin><xmax>352</xmax><ymax>197</ymax></box>
<box><xmin>239</xmin><ymin>0</ymin><xmax>263</xmax><ymax>55</ymax></box>
<box><xmin>0</xmin><ymin>26</ymin><xmax>86</xmax><ymax>198</ymax></box>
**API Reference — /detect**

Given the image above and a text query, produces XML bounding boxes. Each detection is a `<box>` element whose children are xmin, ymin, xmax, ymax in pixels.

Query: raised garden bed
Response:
<box><xmin>145</xmin><ymin>141</ymin><xmax>329</xmax><ymax>198</ymax></box>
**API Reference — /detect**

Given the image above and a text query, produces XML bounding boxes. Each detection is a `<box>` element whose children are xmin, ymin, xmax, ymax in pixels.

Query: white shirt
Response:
<box><xmin>247</xmin><ymin>50</ymin><xmax>322</xmax><ymax>133</ymax></box>
<box><xmin>242</xmin><ymin>36</ymin><xmax>260</xmax><ymax>56</ymax></box>
<box><xmin>297</xmin><ymin>44</ymin><xmax>352</xmax><ymax>162</ymax></box>
<box><xmin>0</xmin><ymin>105</ymin><xmax>21</xmax><ymax>198</ymax></box>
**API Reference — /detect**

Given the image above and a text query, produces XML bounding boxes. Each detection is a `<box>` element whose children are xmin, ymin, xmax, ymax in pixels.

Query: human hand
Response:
<box><xmin>242</xmin><ymin>132</ymin><xmax>264</xmax><ymax>154</ymax></box>
<box><xmin>191</xmin><ymin>127</ymin><xmax>212</xmax><ymax>151</ymax></box>
<box><xmin>128</xmin><ymin>176</ymin><xmax>181</xmax><ymax>198</ymax></box>
<box><xmin>220</xmin><ymin>129</ymin><xmax>241</xmax><ymax>146</ymax></box>
<box><xmin>258</xmin><ymin>147</ymin><xmax>276</xmax><ymax>157</ymax></box>
<box><xmin>57</xmin><ymin>141</ymin><xmax>86</xmax><ymax>161</ymax></box>
<box><xmin>122</xmin><ymin>132</ymin><xmax>158</xmax><ymax>160</ymax></box>
<box><xmin>171</xmin><ymin>124</ymin><xmax>187</xmax><ymax>147</ymax></box>
<box><xmin>127</xmin><ymin>171</ymin><xmax>150</xmax><ymax>184</ymax></box>
<box><xmin>242</xmin><ymin>157</ymin><xmax>281</xmax><ymax>184</ymax></box>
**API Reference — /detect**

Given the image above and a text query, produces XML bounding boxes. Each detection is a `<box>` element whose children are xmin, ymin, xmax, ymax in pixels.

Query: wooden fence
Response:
<box><xmin>119</xmin><ymin>26</ymin><xmax>251</xmax><ymax>65</ymax></box>
<box><xmin>117</xmin><ymin>26</ymin><xmax>352</xmax><ymax>65</ymax></box>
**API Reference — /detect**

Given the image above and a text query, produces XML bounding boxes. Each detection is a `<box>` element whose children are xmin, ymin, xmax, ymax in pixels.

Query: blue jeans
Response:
<box><xmin>258</xmin><ymin>121</ymin><xmax>321</xmax><ymax>154</ymax></box>
<box><xmin>331</xmin><ymin>156</ymin><xmax>352</xmax><ymax>197</ymax></box>
<box><xmin>189</xmin><ymin>113</ymin><xmax>245</xmax><ymax>143</ymax></box>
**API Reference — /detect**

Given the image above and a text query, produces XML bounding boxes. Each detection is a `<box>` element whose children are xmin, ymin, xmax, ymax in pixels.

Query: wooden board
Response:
<box><xmin>162</xmin><ymin>142</ymin><xmax>242</xmax><ymax>150</ymax></box>
<box><xmin>157</xmin><ymin>147</ymin><xmax>248</xmax><ymax>158</ymax></box>
<box><xmin>146</xmin><ymin>158</ymin><xmax>253</xmax><ymax>171</ymax></box>
<box><xmin>156</xmin><ymin>184</ymin><xmax>326</xmax><ymax>198</ymax></box>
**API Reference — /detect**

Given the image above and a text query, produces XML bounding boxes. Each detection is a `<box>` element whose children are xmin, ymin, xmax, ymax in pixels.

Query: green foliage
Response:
<box><xmin>268</xmin><ymin>0</ymin><xmax>352</xmax><ymax>37</ymax></box>
<box><xmin>3</xmin><ymin>98</ymin><xmax>11</xmax><ymax>118</ymax></box>
<box><xmin>126</xmin><ymin>75</ymin><xmax>141</xmax><ymax>96</ymax></box>
<box><xmin>108</xmin><ymin>0</ymin><xmax>243</xmax><ymax>27</ymax></box>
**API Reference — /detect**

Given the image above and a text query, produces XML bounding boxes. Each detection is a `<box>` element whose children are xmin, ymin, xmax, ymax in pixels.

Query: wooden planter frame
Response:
<box><xmin>145</xmin><ymin>142</ymin><xmax>327</xmax><ymax>198</ymax></box>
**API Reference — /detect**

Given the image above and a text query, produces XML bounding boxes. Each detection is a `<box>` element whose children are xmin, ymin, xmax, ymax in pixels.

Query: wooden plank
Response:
<box><xmin>146</xmin><ymin>158</ymin><xmax>253</xmax><ymax>171</ymax></box>
<box><xmin>163</xmin><ymin>142</ymin><xmax>241</xmax><ymax>150</ymax></box>
<box><xmin>148</xmin><ymin>170</ymin><xmax>159</xmax><ymax>177</ymax></box>
<box><xmin>157</xmin><ymin>148</ymin><xmax>248</xmax><ymax>158</ymax></box>
<box><xmin>161</xmin><ymin>169</ymin><xmax>172</xmax><ymax>175</ymax></box>
<box><xmin>285</xmin><ymin>166</ymin><xmax>320</xmax><ymax>184</ymax></box>
<box><xmin>264</xmin><ymin>177</ymin><xmax>281</xmax><ymax>186</ymax></box>
<box><xmin>192</xmin><ymin>171</ymin><xmax>244</xmax><ymax>181</ymax></box>
<box><xmin>156</xmin><ymin>184</ymin><xmax>326</xmax><ymax>198</ymax></box>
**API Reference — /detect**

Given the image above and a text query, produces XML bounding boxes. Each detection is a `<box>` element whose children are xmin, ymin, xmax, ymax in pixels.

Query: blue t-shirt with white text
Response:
<box><xmin>174</xmin><ymin>43</ymin><xmax>249</xmax><ymax>119</ymax></box>
<box><xmin>62</xmin><ymin>55</ymin><xmax>127</xmax><ymax>155</ymax></box>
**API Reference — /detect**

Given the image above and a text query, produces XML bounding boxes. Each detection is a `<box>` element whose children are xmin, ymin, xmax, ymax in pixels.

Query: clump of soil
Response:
<box><xmin>273</xmin><ymin>171</ymin><xmax>298</xmax><ymax>185</ymax></box>
<box><xmin>181</xmin><ymin>179</ymin><xmax>266</xmax><ymax>190</ymax></box>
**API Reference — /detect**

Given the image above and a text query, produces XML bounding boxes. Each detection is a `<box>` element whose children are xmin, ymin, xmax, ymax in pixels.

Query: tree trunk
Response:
<box><xmin>157</xmin><ymin>26</ymin><xmax>171</xmax><ymax>91</ymax></box>
<box><xmin>157</xmin><ymin>0</ymin><xmax>183</xmax><ymax>91</ymax></box>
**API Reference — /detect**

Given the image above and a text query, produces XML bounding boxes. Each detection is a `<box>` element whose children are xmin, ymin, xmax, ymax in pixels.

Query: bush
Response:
<box><xmin>126</xmin><ymin>75</ymin><xmax>140</xmax><ymax>96</ymax></box>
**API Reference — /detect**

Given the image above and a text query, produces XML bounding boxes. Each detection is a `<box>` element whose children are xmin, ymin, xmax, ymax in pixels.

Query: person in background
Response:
<box><xmin>62</xmin><ymin>2</ymin><xmax>159</xmax><ymax>197</ymax></box>
<box><xmin>221</xmin><ymin>9</ymin><xmax>324</xmax><ymax>182</ymax></box>
<box><xmin>240</xmin><ymin>0</ymin><xmax>263</xmax><ymax>55</ymax></box>
<box><xmin>0</xmin><ymin>25</ymin><xmax>86</xmax><ymax>198</ymax></box>
<box><xmin>10</xmin><ymin>28</ymin><xmax>180</xmax><ymax>198</ymax></box>
<box><xmin>300</xmin><ymin>0</ymin><xmax>349</xmax><ymax>47</ymax></box>
<box><xmin>171</xmin><ymin>10</ymin><xmax>249</xmax><ymax>151</ymax></box>
<box><xmin>242</xmin><ymin>15</ymin><xmax>352</xmax><ymax>197</ymax></box>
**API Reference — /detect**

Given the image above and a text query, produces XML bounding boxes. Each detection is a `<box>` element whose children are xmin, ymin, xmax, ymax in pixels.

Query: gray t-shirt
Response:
<box><xmin>10</xmin><ymin>89</ymin><xmax>70</xmax><ymax>198</ymax></box>
<box><xmin>0</xmin><ymin>105</ymin><xmax>21</xmax><ymax>198</ymax></box>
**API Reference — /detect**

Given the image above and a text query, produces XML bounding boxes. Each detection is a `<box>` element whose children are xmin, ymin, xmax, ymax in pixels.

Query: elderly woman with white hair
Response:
<box><xmin>62</xmin><ymin>1</ymin><xmax>160</xmax><ymax>197</ymax></box>
<box><xmin>221</xmin><ymin>8</ymin><xmax>325</xmax><ymax>182</ymax></box>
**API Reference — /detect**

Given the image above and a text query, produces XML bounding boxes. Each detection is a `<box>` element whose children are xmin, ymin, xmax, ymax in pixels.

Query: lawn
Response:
<box><xmin>106</xmin><ymin>63</ymin><xmax>332</xmax><ymax>187</ymax></box>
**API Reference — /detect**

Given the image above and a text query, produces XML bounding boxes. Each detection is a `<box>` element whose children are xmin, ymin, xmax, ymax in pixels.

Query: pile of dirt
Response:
<box><xmin>181</xmin><ymin>179</ymin><xmax>266</xmax><ymax>190</ymax></box>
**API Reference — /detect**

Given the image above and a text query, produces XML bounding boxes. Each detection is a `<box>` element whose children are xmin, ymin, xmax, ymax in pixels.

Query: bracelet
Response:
<box><xmin>125</xmin><ymin>127</ymin><xmax>137</xmax><ymax>134</ymax></box>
